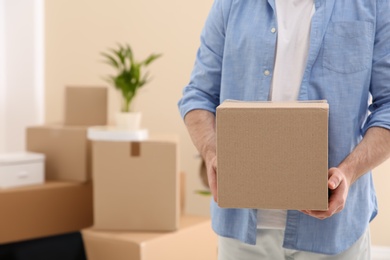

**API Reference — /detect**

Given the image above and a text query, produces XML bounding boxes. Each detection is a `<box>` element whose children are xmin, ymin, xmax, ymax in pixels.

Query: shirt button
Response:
<box><xmin>264</xmin><ymin>70</ymin><xmax>270</xmax><ymax>76</ymax></box>
<box><xmin>271</xmin><ymin>27</ymin><xmax>276</xmax><ymax>33</ymax></box>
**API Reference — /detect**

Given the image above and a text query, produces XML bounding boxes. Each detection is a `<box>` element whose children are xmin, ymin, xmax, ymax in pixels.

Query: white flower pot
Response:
<box><xmin>115</xmin><ymin>112</ymin><xmax>142</xmax><ymax>130</ymax></box>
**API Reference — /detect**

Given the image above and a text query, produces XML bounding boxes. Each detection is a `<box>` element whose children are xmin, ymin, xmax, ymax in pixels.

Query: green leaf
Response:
<box><xmin>108</xmin><ymin>47</ymin><xmax>125</xmax><ymax>67</ymax></box>
<box><xmin>142</xmin><ymin>53</ymin><xmax>162</xmax><ymax>66</ymax></box>
<box><xmin>195</xmin><ymin>190</ymin><xmax>212</xmax><ymax>196</ymax></box>
<box><xmin>101</xmin><ymin>75</ymin><xmax>116</xmax><ymax>85</ymax></box>
<box><xmin>100</xmin><ymin>52</ymin><xmax>119</xmax><ymax>69</ymax></box>
<box><xmin>125</xmin><ymin>44</ymin><xmax>134</xmax><ymax>65</ymax></box>
<box><xmin>118</xmin><ymin>52</ymin><xmax>125</xmax><ymax>66</ymax></box>
<box><xmin>130</xmin><ymin>64</ymin><xmax>141</xmax><ymax>85</ymax></box>
<box><xmin>139</xmin><ymin>71</ymin><xmax>150</xmax><ymax>87</ymax></box>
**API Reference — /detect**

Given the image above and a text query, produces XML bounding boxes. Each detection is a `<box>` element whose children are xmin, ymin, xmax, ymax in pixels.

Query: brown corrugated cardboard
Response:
<box><xmin>26</xmin><ymin>125</ymin><xmax>91</xmax><ymax>182</ymax></box>
<box><xmin>64</xmin><ymin>86</ymin><xmax>108</xmax><ymax>126</ymax></box>
<box><xmin>82</xmin><ymin>215</ymin><xmax>217</xmax><ymax>260</ymax></box>
<box><xmin>216</xmin><ymin>101</ymin><xmax>329</xmax><ymax>210</ymax></box>
<box><xmin>92</xmin><ymin>135</ymin><xmax>180</xmax><ymax>231</ymax></box>
<box><xmin>0</xmin><ymin>181</ymin><xmax>93</xmax><ymax>244</ymax></box>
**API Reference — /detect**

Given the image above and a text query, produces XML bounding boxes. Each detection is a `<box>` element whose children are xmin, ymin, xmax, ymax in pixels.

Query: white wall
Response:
<box><xmin>0</xmin><ymin>0</ymin><xmax>44</xmax><ymax>153</ymax></box>
<box><xmin>0</xmin><ymin>0</ymin><xmax>6</xmax><ymax>153</ymax></box>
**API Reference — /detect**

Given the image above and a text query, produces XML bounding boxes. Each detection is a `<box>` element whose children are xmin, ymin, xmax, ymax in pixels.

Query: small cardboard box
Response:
<box><xmin>216</xmin><ymin>101</ymin><xmax>329</xmax><ymax>210</ymax></box>
<box><xmin>64</xmin><ymin>86</ymin><xmax>108</xmax><ymax>126</ymax></box>
<box><xmin>0</xmin><ymin>152</ymin><xmax>45</xmax><ymax>189</ymax></box>
<box><xmin>92</xmin><ymin>135</ymin><xmax>179</xmax><ymax>231</ymax></box>
<box><xmin>82</xmin><ymin>215</ymin><xmax>217</xmax><ymax>260</ymax></box>
<box><xmin>26</xmin><ymin>125</ymin><xmax>91</xmax><ymax>182</ymax></box>
<box><xmin>0</xmin><ymin>181</ymin><xmax>93</xmax><ymax>244</ymax></box>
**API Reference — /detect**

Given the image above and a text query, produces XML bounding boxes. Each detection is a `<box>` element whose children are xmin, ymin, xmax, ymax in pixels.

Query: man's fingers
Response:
<box><xmin>207</xmin><ymin>157</ymin><xmax>218</xmax><ymax>202</ymax></box>
<box><xmin>328</xmin><ymin>180</ymin><xmax>337</xmax><ymax>190</ymax></box>
<box><xmin>328</xmin><ymin>177</ymin><xmax>340</xmax><ymax>190</ymax></box>
<box><xmin>301</xmin><ymin>168</ymin><xmax>350</xmax><ymax>220</ymax></box>
<box><xmin>298</xmin><ymin>206</ymin><xmax>342</xmax><ymax>220</ymax></box>
<box><xmin>328</xmin><ymin>168</ymin><xmax>342</xmax><ymax>190</ymax></box>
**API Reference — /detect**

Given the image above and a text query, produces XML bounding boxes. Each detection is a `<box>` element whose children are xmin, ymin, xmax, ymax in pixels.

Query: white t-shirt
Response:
<box><xmin>257</xmin><ymin>0</ymin><xmax>315</xmax><ymax>230</ymax></box>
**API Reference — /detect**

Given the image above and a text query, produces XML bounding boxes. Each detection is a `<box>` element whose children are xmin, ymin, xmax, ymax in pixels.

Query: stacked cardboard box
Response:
<box><xmin>26</xmin><ymin>126</ymin><xmax>91</xmax><ymax>182</ymax></box>
<box><xmin>0</xmin><ymin>87</ymin><xmax>106</xmax><ymax>244</ymax></box>
<box><xmin>82</xmin><ymin>215</ymin><xmax>217</xmax><ymax>260</ymax></box>
<box><xmin>91</xmin><ymin>135</ymin><xmax>180</xmax><ymax>231</ymax></box>
<box><xmin>0</xmin><ymin>182</ymin><xmax>93</xmax><ymax>244</ymax></box>
<box><xmin>1</xmin><ymin>85</ymin><xmax>217</xmax><ymax>257</ymax></box>
<box><xmin>26</xmin><ymin>86</ymin><xmax>108</xmax><ymax>183</ymax></box>
<box><xmin>85</xmin><ymin>114</ymin><xmax>217</xmax><ymax>259</ymax></box>
<box><xmin>64</xmin><ymin>86</ymin><xmax>107</xmax><ymax>126</ymax></box>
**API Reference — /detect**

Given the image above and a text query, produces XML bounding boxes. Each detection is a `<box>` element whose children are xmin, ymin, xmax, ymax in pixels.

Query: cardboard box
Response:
<box><xmin>92</xmin><ymin>135</ymin><xmax>179</xmax><ymax>231</ymax></box>
<box><xmin>26</xmin><ymin>125</ymin><xmax>91</xmax><ymax>182</ymax></box>
<box><xmin>0</xmin><ymin>181</ymin><xmax>93</xmax><ymax>244</ymax></box>
<box><xmin>0</xmin><ymin>152</ymin><xmax>45</xmax><ymax>189</ymax></box>
<box><xmin>216</xmin><ymin>101</ymin><xmax>329</xmax><ymax>210</ymax></box>
<box><xmin>82</xmin><ymin>215</ymin><xmax>217</xmax><ymax>260</ymax></box>
<box><xmin>64</xmin><ymin>86</ymin><xmax>108</xmax><ymax>126</ymax></box>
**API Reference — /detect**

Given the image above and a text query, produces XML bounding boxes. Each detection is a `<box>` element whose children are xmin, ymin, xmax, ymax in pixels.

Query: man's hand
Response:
<box><xmin>302</xmin><ymin>127</ymin><xmax>390</xmax><ymax>220</ymax></box>
<box><xmin>302</xmin><ymin>167</ymin><xmax>351</xmax><ymax>219</ymax></box>
<box><xmin>205</xmin><ymin>155</ymin><xmax>218</xmax><ymax>202</ymax></box>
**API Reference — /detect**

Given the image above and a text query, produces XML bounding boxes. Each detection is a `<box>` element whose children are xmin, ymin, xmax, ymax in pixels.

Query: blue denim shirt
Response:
<box><xmin>178</xmin><ymin>0</ymin><xmax>390</xmax><ymax>255</ymax></box>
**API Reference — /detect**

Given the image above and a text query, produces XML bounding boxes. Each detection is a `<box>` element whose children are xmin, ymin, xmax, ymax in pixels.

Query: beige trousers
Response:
<box><xmin>218</xmin><ymin>228</ymin><xmax>371</xmax><ymax>260</ymax></box>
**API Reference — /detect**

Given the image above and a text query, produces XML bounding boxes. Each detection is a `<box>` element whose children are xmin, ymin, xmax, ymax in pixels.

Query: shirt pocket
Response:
<box><xmin>323</xmin><ymin>21</ymin><xmax>374</xmax><ymax>74</ymax></box>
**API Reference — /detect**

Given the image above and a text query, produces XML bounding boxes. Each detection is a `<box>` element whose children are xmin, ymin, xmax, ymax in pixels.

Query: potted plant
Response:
<box><xmin>101</xmin><ymin>43</ymin><xmax>161</xmax><ymax>130</ymax></box>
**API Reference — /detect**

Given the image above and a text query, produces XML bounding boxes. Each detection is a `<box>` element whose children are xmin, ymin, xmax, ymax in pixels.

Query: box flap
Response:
<box><xmin>218</xmin><ymin>100</ymin><xmax>329</xmax><ymax>109</ymax></box>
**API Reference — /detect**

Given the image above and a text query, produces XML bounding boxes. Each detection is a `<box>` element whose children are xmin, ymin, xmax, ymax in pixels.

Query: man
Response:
<box><xmin>178</xmin><ymin>0</ymin><xmax>390</xmax><ymax>259</ymax></box>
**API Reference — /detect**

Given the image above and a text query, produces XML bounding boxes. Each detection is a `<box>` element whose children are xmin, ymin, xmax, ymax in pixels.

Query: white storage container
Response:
<box><xmin>87</xmin><ymin>126</ymin><xmax>148</xmax><ymax>141</ymax></box>
<box><xmin>0</xmin><ymin>152</ymin><xmax>45</xmax><ymax>189</ymax></box>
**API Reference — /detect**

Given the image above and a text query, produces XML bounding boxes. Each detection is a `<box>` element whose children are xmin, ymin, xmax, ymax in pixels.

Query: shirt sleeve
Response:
<box><xmin>177</xmin><ymin>0</ymin><xmax>231</xmax><ymax>119</ymax></box>
<box><xmin>362</xmin><ymin>0</ymin><xmax>390</xmax><ymax>135</ymax></box>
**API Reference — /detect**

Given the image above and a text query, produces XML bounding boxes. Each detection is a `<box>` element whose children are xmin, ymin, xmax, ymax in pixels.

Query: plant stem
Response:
<box><xmin>122</xmin><ymin>96</ymin><xmax>132</xmax><ymax>112</ymax></box>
